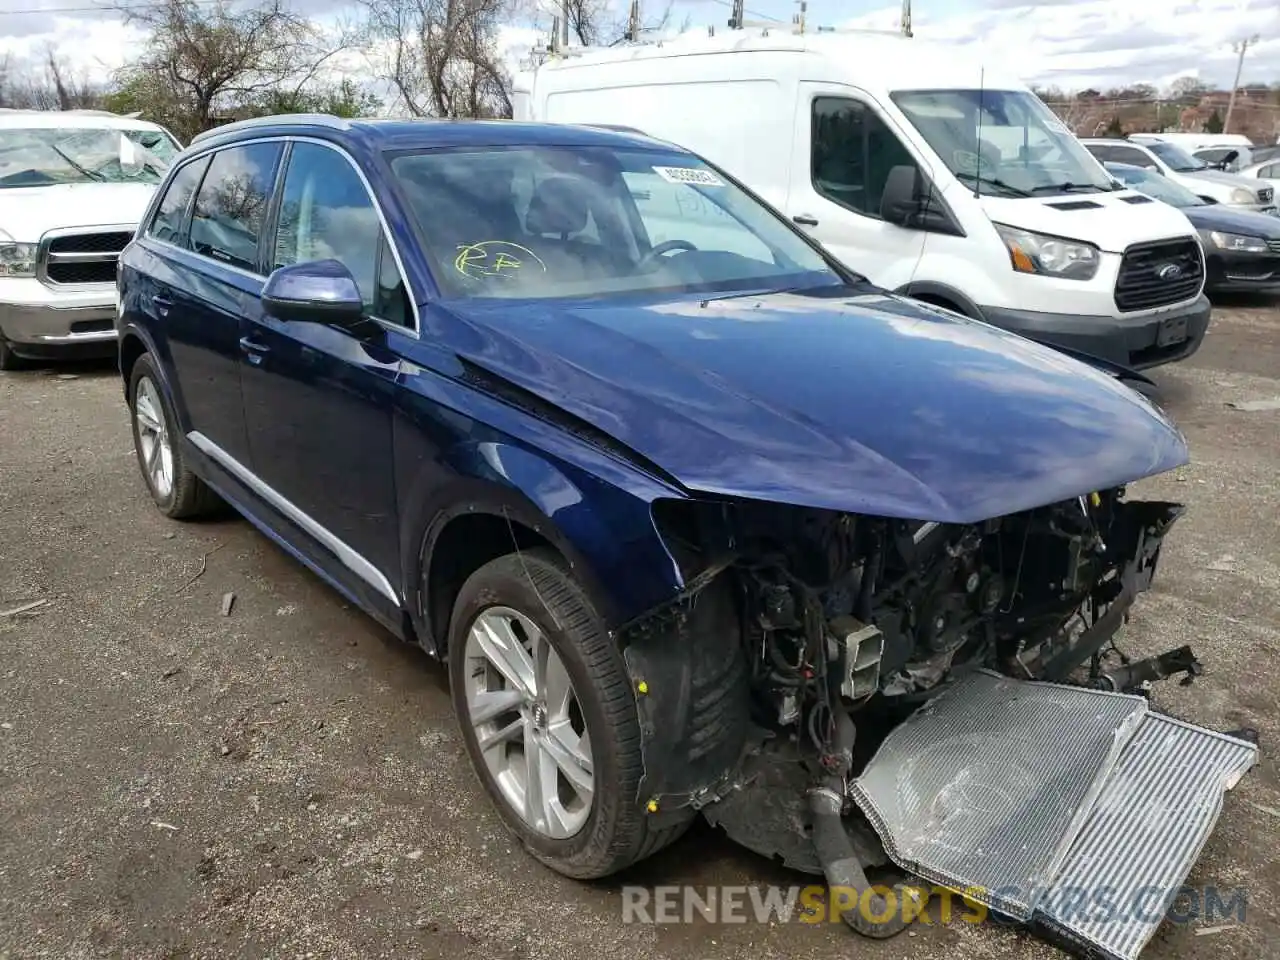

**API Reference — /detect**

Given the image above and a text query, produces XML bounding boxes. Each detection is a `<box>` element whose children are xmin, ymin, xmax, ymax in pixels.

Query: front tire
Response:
<box><xmin>128</xmin><ymin>353</ymin><xmax>220</xmax><ymax>519</ymax></box>
<box><xmin>448</xmin><ymin>548</ymin><xmax>691</xmax><ymax>879</ymax></box>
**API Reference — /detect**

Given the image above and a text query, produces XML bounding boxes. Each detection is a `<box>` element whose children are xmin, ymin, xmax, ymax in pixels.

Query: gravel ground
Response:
<box><xmin>1</xmin><ymin>303</ymin><xmax>1278</xmax><ymax>960</ymax></box>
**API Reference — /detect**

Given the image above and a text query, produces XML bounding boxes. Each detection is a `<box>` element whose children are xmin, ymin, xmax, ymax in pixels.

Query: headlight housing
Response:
<box><xmin>1203</xmin><ymin>229</ymin><xmax>1268</xmax><ymax>253</ymax></box>
<box><xmin>1229</xmin><ymin>187</ymin><xmax>1257</xmax><ymax>204</ymax></box>
<box><xmin>994</xmin><ymin>223</ymin><xmax>1101</xmax><ymax>280</ymax></box>
<box><xmin>0</xmin><ymin>230</ymin><xmax>36</xmax><ymax>278</ymax></box>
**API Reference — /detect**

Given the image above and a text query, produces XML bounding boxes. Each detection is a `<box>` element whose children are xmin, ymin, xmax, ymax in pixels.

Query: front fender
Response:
<box><xmin>397</xmin><ymin>437</ymin><xmax>686</xmax><ymax>641</ymax></box>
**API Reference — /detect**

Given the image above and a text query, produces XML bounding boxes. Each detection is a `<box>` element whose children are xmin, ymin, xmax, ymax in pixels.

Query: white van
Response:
<box><xmin>514</xmin><ymin>31</ymin><xmax>1212</xmax><ymax>371</ymax></box>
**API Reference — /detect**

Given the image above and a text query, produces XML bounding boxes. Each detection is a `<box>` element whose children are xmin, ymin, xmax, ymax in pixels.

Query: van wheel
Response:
<box><xmin>448</xmin><ymin>548</ymin><xmax>693</xmax><ymax>879</ymax></box>
<box><xmin>128</xmin><ymin>353</ymin><xmax>220</xmax><ymax>519</ymax></box>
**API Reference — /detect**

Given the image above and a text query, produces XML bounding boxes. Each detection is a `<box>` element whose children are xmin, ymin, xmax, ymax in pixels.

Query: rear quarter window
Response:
<box><xmin>147</xmin><ymin>156</ymin><xmax>210</xmax><ymax>245</ymax></box>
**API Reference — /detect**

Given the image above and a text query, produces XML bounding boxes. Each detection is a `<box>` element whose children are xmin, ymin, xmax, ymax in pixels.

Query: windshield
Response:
<box><xmin>1147</xmin><ymin>141</ymin><xmax>1208</xmax><ymax>173</ymax></box>
<box><xmin>1107</xmin><ymin>164</ymin><xmax>1204</xmax><ymax>207</ymax></box>
<box><xmin>391</xmin><ymin>145</ymin><xmax>842</xmax><ymax>300</ymax></box>
<box><xmin>890</xmin><ymin>89</ymin><xmax>1114</xmax><ymax>196</ymax></box>
<box><xmin>0</xmin><ymin>127</ymin><xmax>175</xmax><ymax>188</ymax></box>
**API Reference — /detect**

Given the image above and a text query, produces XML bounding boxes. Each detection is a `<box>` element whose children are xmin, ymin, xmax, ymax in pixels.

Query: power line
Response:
<box><xmin>0</xmin><ymin>0</ymin><xmax>219</xmax><ymax>13</ymax></box>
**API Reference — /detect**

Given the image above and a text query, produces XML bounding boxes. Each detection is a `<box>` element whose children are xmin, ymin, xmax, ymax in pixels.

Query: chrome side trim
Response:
<box><xmin>187</xmin><ymin>430</ymin><xmax>400</xmax><ymax>606</ymax></box>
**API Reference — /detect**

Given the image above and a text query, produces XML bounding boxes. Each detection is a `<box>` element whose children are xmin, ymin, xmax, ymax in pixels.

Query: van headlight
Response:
<box><xmin>1229</xmin><ymin>187</ymin><xmax>1256</xmax><ymax>204</ymax></box>
<box><xmin>1204</xmin><ymin>230</ymin><xmax>1268</xmax><ymax>253</ymax></box>
<box><xmin>0</xmin><ymin>230</ymin><xmax>36</xmax><ymax>278</ymax></box>
<box><xmin>994</xmin><ymin>223</ymin><xmax>1100</xmax><ymax>280</ymax></box>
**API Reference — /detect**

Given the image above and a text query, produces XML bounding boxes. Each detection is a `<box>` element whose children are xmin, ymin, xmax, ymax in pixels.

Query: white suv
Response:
<box><xmin>0</xmin><ymin>110</ymin><xmax>180</xmax><ymax>369</ymax></box>
<box><xmin>1082</xmin><ymin>137</ymin><xmax>1276</xmax><ymax>214</ymax></box>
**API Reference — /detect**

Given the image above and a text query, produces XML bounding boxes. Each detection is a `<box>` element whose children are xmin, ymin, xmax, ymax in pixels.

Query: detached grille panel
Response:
<box><xmin>1114</xmin><ymin>238</ymin><xmax>1203</xmax><ymax>312</ymax></box>
<box><xmin>41</xmin><ymin>229</ymin><xmax>132</xmax><ymax>286</ymax></box>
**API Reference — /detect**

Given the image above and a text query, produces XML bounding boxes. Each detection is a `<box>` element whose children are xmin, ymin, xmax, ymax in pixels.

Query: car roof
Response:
<box><xmin>1081</xmin><ymin>138</ymin><xmax>1142</xmax><ymax>147</ymax></box>
<box><xmin>187</xmin><ymin>115</ymin><xmax>677</xmax><ymax>154</ymax></box>
<box><xmin>0</xmin><ymin>109</ymin><xmax>168</xmax><ymax>133</ymax></box>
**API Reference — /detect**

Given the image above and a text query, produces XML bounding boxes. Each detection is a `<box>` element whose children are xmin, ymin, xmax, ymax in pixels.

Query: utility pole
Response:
<box><xmin>562</xmin><ymin>0</ymin><xmax>570</xmax><ymax>50</ymax></box>
<box><xmin>729</xmin><ymin>0</ymin><xmax>744</xmax><ymax>29</ymax></box>
<box><xmin>794</xmin><ymin>0</ymin><xmax>806</xmax><ymax>33</ymax></box>
<box><xmin>1224</xmin><ymin>33</ymin><xmax>1260</xmax><ymax>134</ymax></box>
<box><xmin>901</xmin><ymin>0</ymin><xmax>912</xmax><ymax>37</ymax></box>
<box><xmin>625</xmin><ymin>0</ymin><xmax>640</xmax><ymax>40</ymax></box>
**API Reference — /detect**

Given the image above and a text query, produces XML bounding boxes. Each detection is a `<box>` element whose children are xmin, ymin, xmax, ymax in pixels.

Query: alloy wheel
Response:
<box><xmin>134</xmin><ymin>375</ymin><xmax>174</xmax><ymax>500</ymax></box>
<box><xmin>462</xmin><ymin>605</ymin><xmax>595</xmax><ymax>839</ymax></box>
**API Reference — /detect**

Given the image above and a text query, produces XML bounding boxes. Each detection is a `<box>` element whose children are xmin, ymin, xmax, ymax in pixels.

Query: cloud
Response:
<box><xmin>5</xmin><ymin>0</ymin><xmax>1280</xmax><ymax>99</ymax></box>
<box><xmin>839</xmin><ymin>0</ymin><xmax>1280</xmax><ymax>91</ymax></box>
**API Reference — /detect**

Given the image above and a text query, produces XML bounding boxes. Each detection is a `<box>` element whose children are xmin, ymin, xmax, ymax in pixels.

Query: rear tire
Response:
<box><xmin>448</xmin><ymin>548</ymin><xmax>692</xmax><ymax>879</ymax></box>
<box><xmin>128</xmin><ymin>353</ymin><xmax>220</xmax><ymax>520</ymax></box>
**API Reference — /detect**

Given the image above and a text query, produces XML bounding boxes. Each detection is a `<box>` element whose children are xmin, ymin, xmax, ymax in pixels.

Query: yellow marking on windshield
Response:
<box><xmin>454</xmin><ymin>241</ymin><xmax>547</xmax><ymax>280</ymax></box>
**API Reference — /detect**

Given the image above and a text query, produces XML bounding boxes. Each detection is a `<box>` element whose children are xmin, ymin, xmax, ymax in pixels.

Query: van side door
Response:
<box><xmin>786</xmin><ymin>84</ymin><xmax>929</xmax><ymax>288</ymax></box>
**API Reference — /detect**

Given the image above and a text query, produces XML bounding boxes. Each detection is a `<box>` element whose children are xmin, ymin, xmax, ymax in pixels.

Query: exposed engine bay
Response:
<box><xmin>649</xmin><ymin>488</ymin><xmax>1184</xmax><ymax>736</ymax></box>
<box><xmin>620</xmin><ymin>488</ymin><xmax>1202</xmax><ymax>949</ymax></box>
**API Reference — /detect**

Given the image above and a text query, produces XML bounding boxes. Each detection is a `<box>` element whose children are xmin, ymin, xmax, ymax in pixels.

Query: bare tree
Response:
<box><xmin>114</xmin><ymin>0</ymin><xmax>349</xmax><ymax>138</ymax></box>
<box><xmin>359</xmin><ymin>0</ymin><xmax>514</xmax><ymax>118</ymax></box>
<box><xmin>560</xmin><ymin>0</ymin><xmax>676</xmax><ymax>47</ymax></box>
<box><xmin>0</xmin><ymin>47</ymin><xmax>103</xmax><ymax>111</ymax></box>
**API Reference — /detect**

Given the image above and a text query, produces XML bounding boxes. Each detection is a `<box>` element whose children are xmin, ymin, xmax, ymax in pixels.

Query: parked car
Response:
<box><xmin>514</xmin><ymin>32</ymin><xmax>1210</xmax><ymax>371</ymax></box>
<box><xmin>1128</xmin><ymin>133</ymin><xmax>1255</xmax><ymax>171</ymax></box>
<box><xmin>117</xmin><ymin>116</ymin><xmax>1207</xmax><ymax>931</ymax></box>
<box><xmin>1107</xmin><ymin>160</ymin><xmax>1280</xmax><ymax>294</ymax></box>
<box><xmin>1082</xmin><ymin>136</ymin><xmax>1276</xmax><ymax>213</ymax></box>
<box><xmin>1191</xmin><ymin>146</ymin><xmax>1249</xmax><ymax>171</ymax></box>
<box><xmin>1236</xmin><ymin>155</ymin><xmax>1280</xmax><ymax>195</ymax></box>
<box><xmin>0</xmin><ymin>109</ymin><xmax>181</xmax><ymax>369</ymax></box>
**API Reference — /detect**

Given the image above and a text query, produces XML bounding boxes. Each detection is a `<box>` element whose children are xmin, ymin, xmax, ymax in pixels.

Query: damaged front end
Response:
<box><xmin>618</xmin><ymin>489</ymin><xmax>1256</xmax><ymax>958</ymax></box>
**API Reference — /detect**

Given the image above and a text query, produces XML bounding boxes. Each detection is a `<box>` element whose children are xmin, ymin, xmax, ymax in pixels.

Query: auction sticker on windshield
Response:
<box><xmin>653</xmin><ymin>166</ymin><xmax>725</xmax><ymax>187</ymax></box>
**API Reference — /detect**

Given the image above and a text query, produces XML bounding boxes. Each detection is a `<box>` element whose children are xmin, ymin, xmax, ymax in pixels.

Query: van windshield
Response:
<box><xmin>891</xmin><ymin>89</ymin><xmax>1114</xmax><ymax>196</ymax></box>
<box><xmin>391</xmin><ymin>144</ymin><xmax>842</xmax><ymax>300</ymax></box>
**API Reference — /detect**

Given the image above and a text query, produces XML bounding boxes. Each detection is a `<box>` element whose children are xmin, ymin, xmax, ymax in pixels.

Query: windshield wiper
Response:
<box><xmin>48</xmin><ymin>144</ymin><xmax>105</xmax><ymax>183</ymax></box>
<box><xmin>953</xmin><ymin>172</ymin><xmax>1033</xmax><ymax>198</ymax></box>
<box><xmin>1029</xmin><ymin>182</ymin><xmax>1106</xmax><ymax>195</ymax></box>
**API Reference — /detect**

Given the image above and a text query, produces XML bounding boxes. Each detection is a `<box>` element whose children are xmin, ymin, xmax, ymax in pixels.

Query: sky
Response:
<box><xmin>1</xmin><ymin>0</ymin><xmax>1279</xmax><ymax>96</ymax></box>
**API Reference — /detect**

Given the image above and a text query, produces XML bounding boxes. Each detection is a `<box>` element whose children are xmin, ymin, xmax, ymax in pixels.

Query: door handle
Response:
<box><xmin>152</xmin><ymin>295</ymin><xmax>172</xmax><ymax>317</ymax></box>
<box><xmin>792</xmin><ymin>214</ymin><xmax>819</xmax><ymax>227</ymax></box>
<box><xmin>239</xmin><ymin>335</ymin><xmax>270</xmax><ymax>366</ymax></box>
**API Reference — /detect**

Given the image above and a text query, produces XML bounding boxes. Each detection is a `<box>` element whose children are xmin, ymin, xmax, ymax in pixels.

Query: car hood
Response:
<box><xmin>0</xmin><ymin>182</ymin><xmax>157</xmax><ymax>241</ymax></box>
<box><xmin>436</xmin><ymin>287</ymin><xmax>1189</xmax><ymax>523</ymax></box>
<box><xmin>1184</xmin><ymin>168</ymin><xmax>1261</xmax><ymax>190</ymax></box>
<box><xmin>1183</xmin><ymin>203</ymin><xmax>1280</xmax><ymax>238</ymax></box>
<box><xmin>976</xmin><ymin>191</ymin><xmax>1197</xmax><ymax>254</ymax></box>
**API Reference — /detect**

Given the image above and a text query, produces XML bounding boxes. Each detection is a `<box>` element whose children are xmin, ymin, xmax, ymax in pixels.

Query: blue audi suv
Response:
<box><xmin>116</xmin><ymin>115</ymin><xmax>1192</xmax><ymax>927</ymax></box>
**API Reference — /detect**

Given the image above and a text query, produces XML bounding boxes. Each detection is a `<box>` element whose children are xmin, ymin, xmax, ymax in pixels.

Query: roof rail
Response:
<box><xmin>189</xmin><ymin>113</ymin><xmax>352</xmax><ymax>145</ymax></box>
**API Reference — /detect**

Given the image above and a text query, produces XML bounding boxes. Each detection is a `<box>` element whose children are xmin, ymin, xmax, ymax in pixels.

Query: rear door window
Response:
<box><xmin>189</xmin><ymin>142</ymin><xmax>283</xmax><ymax>273</ymax></box>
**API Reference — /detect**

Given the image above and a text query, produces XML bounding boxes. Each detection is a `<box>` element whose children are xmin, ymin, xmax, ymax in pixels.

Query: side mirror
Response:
<box><xmin>262</xmin><ymin>259</ymin><xmax>364</xmax><ymax>326</ymax></box>
<box><xmin>881</xmin><ymin>164</ymin><xmax>922</xmax><ymax>227</ymax></box>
